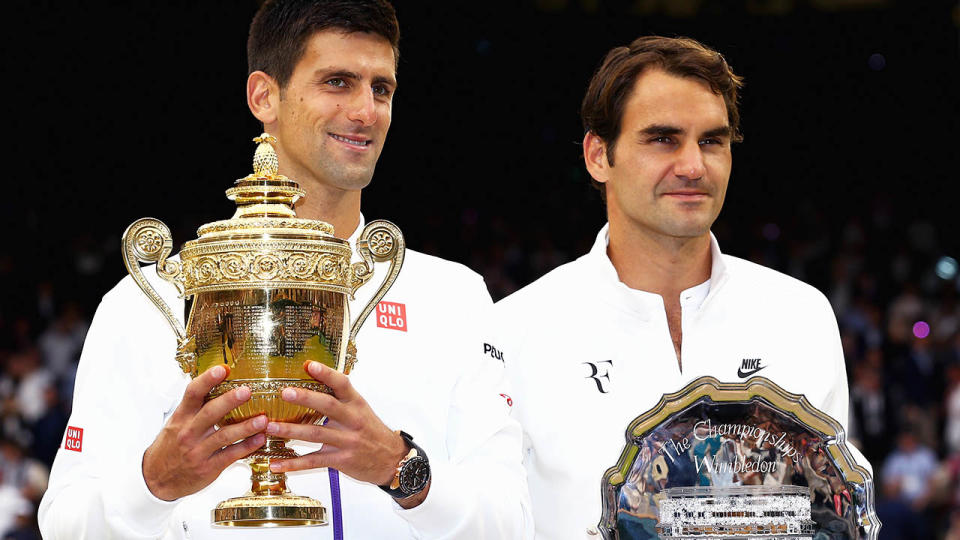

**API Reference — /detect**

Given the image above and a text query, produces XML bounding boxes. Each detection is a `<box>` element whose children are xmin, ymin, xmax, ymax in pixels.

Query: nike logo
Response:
<box><xmin>737</xmin><ymin>358</ymin><xmax>765</xmax><ymax>378</ymax></box>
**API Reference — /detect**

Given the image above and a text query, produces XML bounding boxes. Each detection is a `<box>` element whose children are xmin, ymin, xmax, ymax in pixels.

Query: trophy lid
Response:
<box><xmin>169</xmin><ymin>134</ymin><xmax>357</xmax><ymax>296</ymax></box>
<box><xmin>194</xmin><ymin>134</ymin><xmax>334</xmax><ymax>239</ymax></box>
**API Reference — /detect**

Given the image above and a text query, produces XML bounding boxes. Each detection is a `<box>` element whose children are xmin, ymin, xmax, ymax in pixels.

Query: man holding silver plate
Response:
<box><xmin>40</xmin><ymin>1</ymin><xmax>531</xmax><ymax>538</ymax></box>
<box><xmin>492</xmin><ymin>37</ymin><xmax>877</xmax><ymax>538</ymax></box>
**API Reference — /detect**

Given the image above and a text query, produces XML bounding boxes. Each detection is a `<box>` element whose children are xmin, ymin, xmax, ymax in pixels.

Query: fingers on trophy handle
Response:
<box><xmin>122</xmin><ymin>218</ymin><xmax>195</xmax><ymax>374</ymax></box>
<box><xmin>346</xmin><ymin>220</ymin><xmax>405</xmax><ymax>370</ymax></box>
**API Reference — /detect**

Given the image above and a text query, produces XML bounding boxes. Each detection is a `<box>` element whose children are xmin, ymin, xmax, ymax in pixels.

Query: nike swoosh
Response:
<box><xmin>737</xmin><ymin>366</ymin><xmax>766</xmax><ymax>378</ymax></box>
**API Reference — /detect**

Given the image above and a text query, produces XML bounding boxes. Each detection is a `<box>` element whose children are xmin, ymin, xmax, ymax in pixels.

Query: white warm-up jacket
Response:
<box><xmin>491</xmin><ymin>225</ymin><xmax>859</xmax><ymax>539</ymax></box>
<box><xmin>40</xmin><ymin>217</ymin><xmax>532</xmax><ymax>540</ymax></box>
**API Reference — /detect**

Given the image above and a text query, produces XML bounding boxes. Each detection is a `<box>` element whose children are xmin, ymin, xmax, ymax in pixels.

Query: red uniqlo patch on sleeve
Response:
<box><xmin>64</xmin><ymin>426</ymin><xmax>83</xmax><ymax>452</ymax></box>
<box><xmin>376</xmin><ymin>301</ymin><xmax>407</xmax><ymax>331</ymax></box>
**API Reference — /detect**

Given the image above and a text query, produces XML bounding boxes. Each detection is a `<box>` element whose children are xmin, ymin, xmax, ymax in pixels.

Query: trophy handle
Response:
<box><xmin>122</xmin><ymin>218</ymin><xmax>194</xmax><ymax>373</ymax></box>
<box><xmin>345</xmin><ymin>220</ymin><xmax>405</xmax><ymax>374</ymax></box>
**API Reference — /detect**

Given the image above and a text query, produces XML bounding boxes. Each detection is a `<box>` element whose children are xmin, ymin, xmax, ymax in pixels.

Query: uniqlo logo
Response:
<box><xmin>64</xmin><ymin>426</ymin><xmax>83</xmax><ymax>452</ymax></box>
<box><xmin>376</xmin><ymin>302</ymin><xmax>407</xmax><ymax>331</ymax></box>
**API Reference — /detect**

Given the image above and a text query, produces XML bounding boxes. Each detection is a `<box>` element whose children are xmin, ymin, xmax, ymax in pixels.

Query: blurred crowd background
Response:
<box><xmin>4</xmin><ymin>0</ymin><xmax>958</xmax><ymax>538</ymax></box>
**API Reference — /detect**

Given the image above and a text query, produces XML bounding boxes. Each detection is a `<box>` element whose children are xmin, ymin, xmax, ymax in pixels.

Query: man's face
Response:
<box><xmin>595</xmin><ymin>69</ymin><xmax>732</xmax><ymax>241</ymax></box>
<box><xmin>271</xmin><ymin>30</ymin><xmax>396</xmax><ymax>191</ymax></box>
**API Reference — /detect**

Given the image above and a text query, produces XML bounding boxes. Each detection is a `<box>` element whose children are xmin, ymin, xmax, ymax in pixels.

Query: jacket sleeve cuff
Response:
<box><xmin>101</xmin><ymin>448</ymin><xmax>179</xmax><ymax>537</ymax></box>
<box><xmin>392</xmin><ymin>460</ymin><xmax>473</xmax><ymax>536</ymax></box>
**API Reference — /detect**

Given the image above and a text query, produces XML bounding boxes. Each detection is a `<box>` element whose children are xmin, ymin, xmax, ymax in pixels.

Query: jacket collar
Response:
<box><xmin>583</xmin><ymin>223</ymin><xmax>729</xmax><ymax>319</ymax></box>
<box><xmin>346</xmin><ymin>213</ymin><xmax>365</xmax><ymax>249</ymax></box>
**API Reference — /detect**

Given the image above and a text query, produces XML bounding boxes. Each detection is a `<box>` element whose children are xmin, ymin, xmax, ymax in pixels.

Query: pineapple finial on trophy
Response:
<box><xmin>252</xmin><ymin>133</ymin><xmax>280</xmax><ymax>177</ymax></box>
<box><xmin>225</xmin><ymin>133</ymin><xmax>306</xmax><ymax>219</ymax></box>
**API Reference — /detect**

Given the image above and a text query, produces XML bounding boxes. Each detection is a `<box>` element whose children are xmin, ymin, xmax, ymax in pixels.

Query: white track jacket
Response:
<box><xmin>40</xmin><ymin>218</ymin><xmax>532</xmax><ymax>540</ymax></box>
<box><xmin>490</xmin><ymin>225</ymin><xmax>853</xmax><ymax>539</ymax></box>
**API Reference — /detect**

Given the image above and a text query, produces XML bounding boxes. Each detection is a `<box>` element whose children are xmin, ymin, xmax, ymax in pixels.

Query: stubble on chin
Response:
<box><xmin>312</xmin><ymin>143</ymin><xmax>378</xmax><ymax>191</ymax></box>
<box><xmin>657</xmin><ymin>205</ymin><xmax>719</xmax><ymax>239</ymax></box>
<box><xmin>326</xmin><ymin>162</ymin><xmax>376</xmax><ymax>191</ymax></box>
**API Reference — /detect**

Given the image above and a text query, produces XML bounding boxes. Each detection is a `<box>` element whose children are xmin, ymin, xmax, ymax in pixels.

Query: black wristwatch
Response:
<box><xmin>379</xmin><ymin>430</ymin><xmax>430</xmax><ymax>499</ymax></box>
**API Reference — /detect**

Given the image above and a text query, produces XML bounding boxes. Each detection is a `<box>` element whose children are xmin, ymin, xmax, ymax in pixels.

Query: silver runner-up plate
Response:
<box><xmin>599</xmin><ymin>376</ymin><xmax>878</xmax><ymax>540</ymax></box>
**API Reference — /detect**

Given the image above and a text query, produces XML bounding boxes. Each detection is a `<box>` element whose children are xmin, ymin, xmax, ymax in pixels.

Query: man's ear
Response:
<box><xmin>247</xmin><ymin>70</ymin><xmax>280</xmax><ymax>125</ymax></box>
<box><xmin>583</xmin><ymin>131</ymin><xmax>612</xmax><ymax>185</ymax></box>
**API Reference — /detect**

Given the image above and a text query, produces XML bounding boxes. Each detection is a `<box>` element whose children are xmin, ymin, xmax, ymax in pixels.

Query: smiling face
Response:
<box><xmin>265</xmin><ymin>30</ymin><xmax>397</xmax><ymax>192</ymax></box>
<box><xmin>586</xmin><ymin>69</ymin><xmax>733</xmax><ymax>243</ymax></box>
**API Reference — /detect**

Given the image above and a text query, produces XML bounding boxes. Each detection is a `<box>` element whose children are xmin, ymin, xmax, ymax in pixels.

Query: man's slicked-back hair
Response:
<box><xmin>248</xmin><ymin>0</ymin><xmax>400</xmax><ymax>89</ymax></box>
<box><xmin>581</xmin><ymin>36</ymin><xmax>744</xmax><ymax>187</ymax></box>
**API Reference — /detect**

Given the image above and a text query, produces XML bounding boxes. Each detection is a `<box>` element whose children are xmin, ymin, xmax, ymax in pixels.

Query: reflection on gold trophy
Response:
<box><xmin>121</xmin><ymin>134</ymin><xmax>404</xmax><ymax>527</ymax></box>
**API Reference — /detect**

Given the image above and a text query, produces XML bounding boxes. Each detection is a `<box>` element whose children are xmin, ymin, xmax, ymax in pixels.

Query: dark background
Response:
<box><xmin>6</xmin><ymin>0</ymin><xmax>959</xmax><ymax>301</ymax></box>
<box><xmin>2</xmin><ymin>1</ymin><xmax>959</xmax><ymax>538</ymax></box>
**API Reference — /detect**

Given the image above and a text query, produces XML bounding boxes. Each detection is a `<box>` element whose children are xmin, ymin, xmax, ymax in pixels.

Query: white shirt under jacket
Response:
<box><xmin>490</xmin><ymin>225</ymin><xmax>855</xmax><ymax>540</ymax></box>
<box><xmin>39</xmin><ymin>217</ymin><xmax>533</xmax><ymax>540</ymax></box>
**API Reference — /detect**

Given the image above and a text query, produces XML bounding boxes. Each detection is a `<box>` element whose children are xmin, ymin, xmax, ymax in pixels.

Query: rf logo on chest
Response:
<box><xmin>583</xmin><ymin>360</ymin><xmax>613</xmax><ymax>393</ymax></box>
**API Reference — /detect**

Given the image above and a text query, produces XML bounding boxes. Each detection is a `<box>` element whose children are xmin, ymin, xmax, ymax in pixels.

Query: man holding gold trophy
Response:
<box><xmin>39</xmin><ymin>1</ymin><xmax>531</xmax><ymax>538</ymax></box>
<box><xmin>492</xmin><ymin>37</ymin><xmax>878</xmax><ymax>538</ymax></box>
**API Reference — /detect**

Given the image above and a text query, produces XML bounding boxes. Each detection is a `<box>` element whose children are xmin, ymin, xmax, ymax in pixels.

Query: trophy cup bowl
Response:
<box><xmin>121</xmin><ymin>134</ymin><xmax>404</xmax><ymax>527</ymax></box>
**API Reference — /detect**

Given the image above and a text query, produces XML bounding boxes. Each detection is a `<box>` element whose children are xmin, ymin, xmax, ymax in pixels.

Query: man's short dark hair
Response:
<box><xmin>581</xmin><ymin>36</ymin><xmax>744</xmax><ymax>195</ymax></box>
<box><xmin>248</xmin><ymin>0</ymin><xmax>400</xmax><ymax>90</ymax></box>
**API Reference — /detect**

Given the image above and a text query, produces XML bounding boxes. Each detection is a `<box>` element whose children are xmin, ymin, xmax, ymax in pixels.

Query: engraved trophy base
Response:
<box><xmin>213</xmin><ymin>436</ymin><xmax>327</xmax><ymax>527</ymax></box>
<box><xmin>213</xmin><ymin>493</ymin><xmax>327</xmax><ymax>527</ymax></box>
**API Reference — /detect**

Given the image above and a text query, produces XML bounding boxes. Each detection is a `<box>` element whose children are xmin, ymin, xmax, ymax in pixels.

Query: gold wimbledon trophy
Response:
<box><xmin>121</xmin><ymin>134</ymin><xmax>404</xmax><ymax>527</ymax></box>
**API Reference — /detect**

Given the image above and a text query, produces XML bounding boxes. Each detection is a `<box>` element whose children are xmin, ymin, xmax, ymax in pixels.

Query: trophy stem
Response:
<box><xmin>249</xmin><ymin>436</ymin><xmax>296</xmax><ymax>496</ymax></box>
<box><xmin>212</xmin><ymin>436</ymin><xmax>327</xmax><ymax>527</ymax></box>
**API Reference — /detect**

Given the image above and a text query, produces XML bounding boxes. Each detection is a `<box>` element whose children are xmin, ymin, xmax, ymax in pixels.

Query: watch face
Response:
<box><xmin>399</xmin><ymin>456</ymin><xmax>430</xmax><ymax>494</ymax></box>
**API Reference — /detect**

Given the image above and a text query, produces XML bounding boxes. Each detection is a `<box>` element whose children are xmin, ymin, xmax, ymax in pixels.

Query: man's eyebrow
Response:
<box><xmin>638</xmin><ymin>125</ymin><xmax>733</xmax><ymax>139</ymax></box>
<box><xmin>638</xmin><ymin>124</ymin><xmax>683</xmax><ymax>137</ymax></box>
<box><xmin>702</xmin><ymin>125</ymin><xmax>734</xmax><ymax>139</ymax></box>
<box><xmin>315</xmin><ymin>68</ymin><xmax>360</xmax><ymax>81</ymax></box>
<box><xmin>372</xmin><ymin>75</ymin><xmax>397</xmax><ymax>88</ymax></box>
